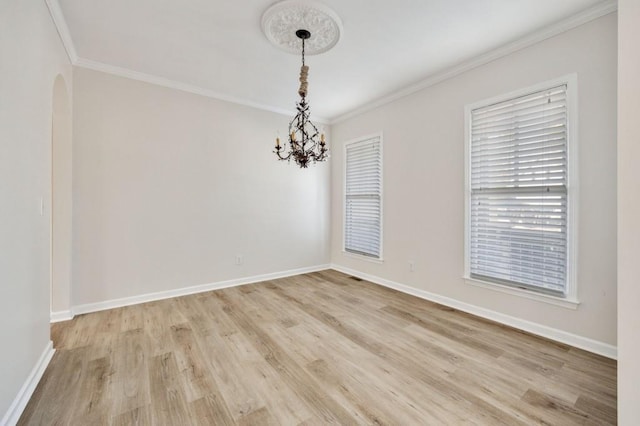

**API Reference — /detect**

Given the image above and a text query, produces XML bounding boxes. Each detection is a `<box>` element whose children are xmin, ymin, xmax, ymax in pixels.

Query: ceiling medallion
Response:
<box><xmin>261</xmin><ymin>0</ymin><xmax>342</xmax><ymax>55</ymax></box>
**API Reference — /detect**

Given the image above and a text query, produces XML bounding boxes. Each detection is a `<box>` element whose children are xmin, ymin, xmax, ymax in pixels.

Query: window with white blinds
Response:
<box><xmin>467</xmin><ymin>82</ymin><xmax>573</xmax><ymax>296</ymax></box>
<box><xmin>344</xmin><ymin>136</ymin><xmax>382</xmax><ymax>259</ymax></box>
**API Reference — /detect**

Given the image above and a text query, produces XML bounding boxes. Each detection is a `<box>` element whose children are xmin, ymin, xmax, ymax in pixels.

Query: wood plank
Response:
<box><xmin>148</xmin><ymin>352</ymin><xmax>191</xmax><ymax>426</ymax></box>
<box><xmin>110</xmin><ymin>328</ymin><xmax>150</xmax><ymax>416</ymax></box>
<box><xmin>112</xmin><ymin>406</ymin><xmax>150</xmax><ymax>426</ymax></box>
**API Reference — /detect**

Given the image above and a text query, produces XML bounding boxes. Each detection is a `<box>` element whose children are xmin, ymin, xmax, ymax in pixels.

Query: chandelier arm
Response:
<box><xmin>274</xmin><ymin>147</ymin><xmax>292</xmax><ymax>161</ymax></box>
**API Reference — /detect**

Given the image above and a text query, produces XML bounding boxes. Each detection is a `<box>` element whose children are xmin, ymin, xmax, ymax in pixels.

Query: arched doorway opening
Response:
<box><xmin>51</xmin><ymin>74</ymin><xmax>72</xmax><ymax>321</ymax></box>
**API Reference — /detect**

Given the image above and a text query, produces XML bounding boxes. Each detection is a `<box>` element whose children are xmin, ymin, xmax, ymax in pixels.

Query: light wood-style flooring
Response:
<box><xmin>19</xmin><ymin>270</ymin><xmax>617</xmax><ymax>425</ymax></box>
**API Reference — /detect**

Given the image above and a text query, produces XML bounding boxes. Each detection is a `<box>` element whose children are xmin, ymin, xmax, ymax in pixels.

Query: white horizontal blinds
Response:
<box><xmin>345</xmin><ymin>137</ymin><xmax>382</xmax><ymax>258</ymax></box>
<box><xmin>470</xmin><ymin>85</ymin><xmax>568</xmax><ymax>294</ymax></box>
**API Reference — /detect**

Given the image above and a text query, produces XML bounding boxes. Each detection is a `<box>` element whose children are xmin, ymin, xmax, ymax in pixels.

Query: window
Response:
<box><xmin>344</xmin><ymin>135</ymin><xmax>382</xmax><ymax>259</ymax></box>
<box><xmin>465</xmin><ymin>77</ymin><xmax>576</xmax><ymax>300</ymax></box>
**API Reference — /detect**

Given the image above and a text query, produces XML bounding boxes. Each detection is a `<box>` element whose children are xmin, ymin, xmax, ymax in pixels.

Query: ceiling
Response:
<box><xmin>54</xmin><ymin>0</ymin><xmax>612</xmax><ymax>122</ymax></box>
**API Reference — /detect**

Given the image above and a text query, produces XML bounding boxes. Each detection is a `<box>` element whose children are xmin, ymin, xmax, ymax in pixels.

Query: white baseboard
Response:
<box><xmin>330</xmin><ymin>264</ymin><xmax>617</xmax><ymax>360</ymax></box>
<box><xmin>50</xmin><ymin>310</ymin><xmax>74</xmax><ymax>323</ymax></box>
<box><xmin>1</xmin><ymin>341</ymin><xmax>55</xmax><ymax>426</ymax></box>
<box><xmin>71</xmin><ymin>264</ymin><xmax>331</xmax><ymax>317</ymax></box>
<box><xmin>51</xmin><ymin>263</ymin><xmax>617</xmax><ymax>359</ymax></box>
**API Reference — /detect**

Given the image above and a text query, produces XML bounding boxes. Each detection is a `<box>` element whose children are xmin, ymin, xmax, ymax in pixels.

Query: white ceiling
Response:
<box><xmin>55</xmin><ymin>0</ymin><xmax>612</xmax><ymax>121</ymax></box>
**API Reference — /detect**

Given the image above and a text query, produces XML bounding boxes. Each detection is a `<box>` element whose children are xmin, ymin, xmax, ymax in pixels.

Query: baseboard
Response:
<box><xmin>72</xmin><ymin>264</ymin><xmax>331</xmax><ymax>316</ymax></box>
<box><xmin>50</xmin><ymin>310</ymin><xmax>73</xmax><ymax>323</ymax></box>
<box><xmin>330</xmin><ymin>264</ymin><xmax>617</xmax><ymax>360</ymax></box>
<box><xmin>1</xmin><ymin>341</ymin><xmax>55</xmax><ymax>426</ymax></box>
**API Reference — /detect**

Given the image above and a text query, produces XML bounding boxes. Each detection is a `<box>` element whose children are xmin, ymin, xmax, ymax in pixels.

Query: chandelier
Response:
<box><xmin>274</xmin><ymin>29</ymin><xmax>328</xmax><ymax>168</ymax></box>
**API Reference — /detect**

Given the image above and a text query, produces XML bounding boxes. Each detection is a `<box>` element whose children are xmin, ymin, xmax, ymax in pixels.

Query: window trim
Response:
<box><xmin>343</xmin><ymin>132</ymin><xmax>384</xmax><ymax>262</ymax></box>
<box><xmin>463</xmin><ymin>75</ymin><xmax>579</xmax><ymax>307</ymax></box>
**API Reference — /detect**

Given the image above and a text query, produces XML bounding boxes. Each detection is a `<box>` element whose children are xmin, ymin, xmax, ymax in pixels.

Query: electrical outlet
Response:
<box><xmin>235</xmin><ymin>255</ymin><xmax>244</xmax><ymax>265</ymax></box>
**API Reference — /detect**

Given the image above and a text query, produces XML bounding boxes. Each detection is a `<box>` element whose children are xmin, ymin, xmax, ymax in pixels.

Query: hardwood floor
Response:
<box><xmin>19</xmin><ymin>270</ymin><xmax>617</xmax><ymax>425</ymax></box>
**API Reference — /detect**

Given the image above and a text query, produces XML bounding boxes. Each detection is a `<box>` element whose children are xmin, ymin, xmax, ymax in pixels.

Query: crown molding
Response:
<box><xmin>43</xmin><ymin>0</ymin><xmax>330</xmax><ymax>122</ymax></box>
<box><xmin>45</xmin><ymin>0</ymin><xmax>615</xmax><ymax>126</ymax></box>
<box><xmin>329</xmin><ymin>0</ymin><xmax>618</xmax><ymax>124</ymax></box>
<box><xmin>45</xmin><ymin>0</ymin><xmax>78</xmax><ymax>63</ymax></box>
<box><xmin>74</xmin><ymin>58</ymin><xmax>330</xmax><ymax>123</ymax></box>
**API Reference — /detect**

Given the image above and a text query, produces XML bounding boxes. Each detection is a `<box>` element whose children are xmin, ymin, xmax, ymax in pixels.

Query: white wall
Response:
<box><xmin>617</xmin><ymin>0</ymin><xmax>640</xmax><ymax>423</ymax></box>
<box><xmin>72</xmin><ymin>68</ymin><xmax>330</xmax><ymax>306</ymax></box>
<box><xmin>331</xmin><ymin>14</ymin><xmax>617</xmax><ymax>348</ymax></box>
<box><xmin>0</xmin><ymin>0</ymin><xmax>72</xmax><ymax>420</ymax></box>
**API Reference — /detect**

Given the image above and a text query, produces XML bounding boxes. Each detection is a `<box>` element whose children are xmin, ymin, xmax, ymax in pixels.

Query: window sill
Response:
<box><xmin>342</xmin><ymin>250</ymin><xmax>384</xmax><ymax>264</ymax></box>
<box><xmin>464</xmin><ymin>276</ymin><xmax>580</xmax><ymax>310</ymax></box>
